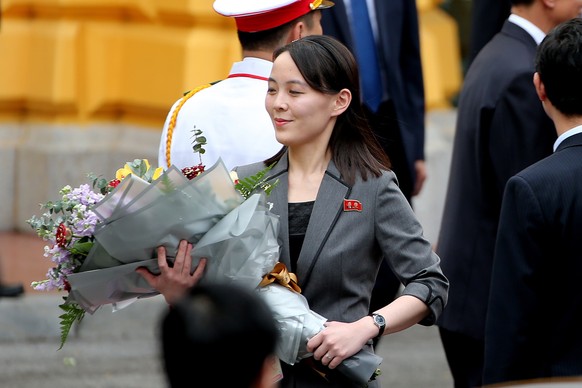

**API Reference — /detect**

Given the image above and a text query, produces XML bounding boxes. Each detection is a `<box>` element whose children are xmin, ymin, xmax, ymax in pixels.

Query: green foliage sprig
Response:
<box><xmin>234</xmin><ymin>163</ymin><xmax>279</xmax><ymax>199</ymax></box>
<box><xmin>191</xmin><ymin>126</ymin><xmax>206</xmax><ymax>165</ymax></box>
<box><xmin>58</xmin><ymin>301</ymin><xmax>85</xmax><ymax>350</ymax></box>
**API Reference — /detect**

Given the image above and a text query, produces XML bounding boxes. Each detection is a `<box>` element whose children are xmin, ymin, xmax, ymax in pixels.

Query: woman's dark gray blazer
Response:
<box><xmin>235</xmin><ymin>153</ymin><xmax>448</xmax><ymax>326</ymax></box>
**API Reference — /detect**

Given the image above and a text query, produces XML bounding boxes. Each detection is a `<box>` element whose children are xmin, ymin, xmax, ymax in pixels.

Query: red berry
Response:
<box><xmin>181</xmin><ymin>164</ymin><xmax>205</xmax><ymax>180</ymax></box>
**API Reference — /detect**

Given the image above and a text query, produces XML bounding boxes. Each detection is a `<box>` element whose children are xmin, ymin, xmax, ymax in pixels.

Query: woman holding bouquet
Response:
<box><xmin>241</xmin><ymin>34</ymin><xmax>449</xmax><ymax>387</ymax></box>
<box><xmin>141</xmin><ymin>35</ymin><xmax>449</xmax><ymax>387</ymax></box>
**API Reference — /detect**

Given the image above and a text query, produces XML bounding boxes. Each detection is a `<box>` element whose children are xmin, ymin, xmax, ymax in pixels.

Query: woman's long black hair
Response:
<box><xmin>265</xmin><ymin>35</ymin><xmax>391</xmax><ymax>186</ymax></box>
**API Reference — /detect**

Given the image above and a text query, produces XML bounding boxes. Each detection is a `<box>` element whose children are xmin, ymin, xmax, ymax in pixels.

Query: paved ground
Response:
<box><xmin>0</xmin><ymin>108</ymin><xmax>458</xmax><ymax>388</ymax></box>
<box><xmin>0</xmin><ymin>294</ymin><xmax>453</xmax><ymax>388</ymax></box>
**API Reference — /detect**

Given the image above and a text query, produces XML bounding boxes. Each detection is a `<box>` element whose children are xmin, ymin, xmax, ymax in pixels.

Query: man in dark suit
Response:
<box><xmin>320</xmin><ymin>0</ymin><xmax>427</xmax><ymax>330</ymax></box>
<box><xmin>435</xmin><ymin>0</ymin><xmax>582</xmax><ymax>386</ymax></box>
<box><xmin>484</xmin><ymin>18</ymin><xmax>582</xmax><ymax>385</ymax></box>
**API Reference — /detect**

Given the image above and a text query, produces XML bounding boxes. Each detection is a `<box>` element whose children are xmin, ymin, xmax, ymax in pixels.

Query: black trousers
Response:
<box><xmin>439</xmin><ymin>327</ymin><xmax>484</xmax><ymax>388</ymax></box>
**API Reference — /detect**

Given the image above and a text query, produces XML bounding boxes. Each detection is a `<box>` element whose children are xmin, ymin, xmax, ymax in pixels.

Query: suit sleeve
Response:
<box><xmin>374</xmin><ymin>172</ymin><xmax>448</xmax><ymax>324</ymax></box>
<box><xmin>483</xmin><ymin>175</ymin><xmax>546</xmax><ymax>384</ymax></box>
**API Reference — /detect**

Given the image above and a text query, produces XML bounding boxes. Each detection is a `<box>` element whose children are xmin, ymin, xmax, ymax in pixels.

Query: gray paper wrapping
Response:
<box><xmin>67</xmin><ymin>159</ymin><xmax>248</xmax><ymax>310</ymax></box>
<box><xmin>257</xmin><ymin>284</ymin><xmax>382</xmax><ymax>387</ymax></box>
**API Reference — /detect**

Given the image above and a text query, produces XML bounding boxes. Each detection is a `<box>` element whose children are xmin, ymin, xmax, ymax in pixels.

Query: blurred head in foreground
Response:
<box><xmin>161</xmin><ymin>283</ymin><xmax>279</xmax><ymax>388</ymax></box>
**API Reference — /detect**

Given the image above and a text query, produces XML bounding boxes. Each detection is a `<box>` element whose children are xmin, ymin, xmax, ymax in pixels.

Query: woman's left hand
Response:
<box><xmin>307</xmin><ymin>319</ymin><xmax>371</xmax><ymax>369</ymax></box>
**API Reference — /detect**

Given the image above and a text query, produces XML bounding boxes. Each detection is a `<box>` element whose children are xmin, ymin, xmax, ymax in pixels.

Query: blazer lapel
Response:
<box><xmin>264</xmin><ymin>156</ymin><xmax>351</xmax><ymax>286</ymax></box>
<box><xmin>296</xmin><ymin>161</ymin><xmax>350</xmax><ymax>286</ymax></box>
<box><xmin>266</xmin><ymin>155</ymin><xmax>291</xmax><ymax>269</ymax></box>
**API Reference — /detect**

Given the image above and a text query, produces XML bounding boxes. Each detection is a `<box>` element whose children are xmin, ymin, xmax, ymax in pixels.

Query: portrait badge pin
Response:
<box><xmin>343</xmin><ymin>199</ymin><xmax>362</xmax><ymax>212</ymax></box>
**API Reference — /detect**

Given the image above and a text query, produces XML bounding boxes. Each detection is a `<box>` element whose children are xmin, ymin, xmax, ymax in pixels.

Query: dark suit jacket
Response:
<box><xmin>483</xmin><ymin>132</ymin><xmax>582</xmax><ymax>384</ymax></box>
<box><xmin>320</xmin><ymin>0</ymin><xmax>425</xmax><ymax>186</ymax></box>
<box><xmin>436</xmin><ymin>20</ymin><xmax>556</xmax><ymax>340</ymax></box>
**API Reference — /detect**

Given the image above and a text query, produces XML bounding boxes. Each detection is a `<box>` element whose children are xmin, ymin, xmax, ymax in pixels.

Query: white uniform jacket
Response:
<box><xmin>158</xmin><ymin>57</ymin><xmax>283</xmax><ymax>171</ymax></box>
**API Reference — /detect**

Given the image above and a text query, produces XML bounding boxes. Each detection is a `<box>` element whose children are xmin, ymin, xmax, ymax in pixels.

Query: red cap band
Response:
<box><xmin>235</xmin><ymin>0</ymin><xmax>316</xmax><ymax>32</ymax></box>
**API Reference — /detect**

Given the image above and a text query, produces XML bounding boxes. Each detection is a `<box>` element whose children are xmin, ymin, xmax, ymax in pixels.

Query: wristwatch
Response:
<box><xmin>369</xmin><ymin>313</ymin><xmax>386</xmax><ymax>340</ymax></box>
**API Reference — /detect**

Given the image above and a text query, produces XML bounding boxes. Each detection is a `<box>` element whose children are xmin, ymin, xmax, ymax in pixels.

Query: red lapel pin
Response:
<box><xmin>343</xmin><ymin>199</ymin><xmax>362</xmax><ymax>212</ymax></box>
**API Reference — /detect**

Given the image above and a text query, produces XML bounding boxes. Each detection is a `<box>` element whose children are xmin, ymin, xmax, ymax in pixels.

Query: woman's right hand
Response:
<box><xmin>135</xmin><ymin>239</ymin><xmax>207</xmax><ymax>305</ymax></box>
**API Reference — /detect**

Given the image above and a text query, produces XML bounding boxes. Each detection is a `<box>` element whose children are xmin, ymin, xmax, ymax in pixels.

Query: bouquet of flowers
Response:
<box><xmin>27</xmin><ymin>159</ymin><xmax>162</xmax><ymax>342</ymax></box>
<box><xmin>27</xmin><ymin>156</ymin><xmax>275</xmax><ymax>347</ymax></box>
<box><xmin>28</xmin><ymin>130</ymin><xmax>382</xmax><ymax>386</ymax></box>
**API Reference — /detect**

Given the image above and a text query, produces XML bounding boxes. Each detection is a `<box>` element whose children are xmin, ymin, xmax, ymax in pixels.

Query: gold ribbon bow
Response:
<box><xmin>259</xmin><ymin>262</ymin><xmax>302</xmax><ymax>293</ymax></box>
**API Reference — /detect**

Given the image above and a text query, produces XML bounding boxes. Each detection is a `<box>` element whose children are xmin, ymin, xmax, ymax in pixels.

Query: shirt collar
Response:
<box><xmin>229</xmin><ymin>57</ymin><xmax>273</xmax><ymax>79</ymax></box>
<box><xmin>508</xmin><ymin>14</ymin><xmax>546</xmax><ymax>45</ymax></box>
<box><xmin>554</xmin><ymin>125</ymin><xmax>582</xmax><ymax>152</ymax></box>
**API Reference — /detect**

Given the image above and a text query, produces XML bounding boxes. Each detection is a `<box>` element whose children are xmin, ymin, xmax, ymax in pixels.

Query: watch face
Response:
<box><xmin>374</xmin><ymin>314</ymin><xmax>386</xmax><ymax>326</ymax></box>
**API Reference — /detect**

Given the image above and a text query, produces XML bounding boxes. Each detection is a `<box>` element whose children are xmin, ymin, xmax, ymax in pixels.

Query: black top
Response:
<box><xmin>288</xmin><ymin>201</ymin><xmax>314</xmax><ymax>273</ymax></box>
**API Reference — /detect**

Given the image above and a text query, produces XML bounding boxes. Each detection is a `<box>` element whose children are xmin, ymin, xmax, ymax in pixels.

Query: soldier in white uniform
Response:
<box><xmin>158</xmin><ymin>0</ymin><xmax>334</xmax><ymax>171</ymax></box>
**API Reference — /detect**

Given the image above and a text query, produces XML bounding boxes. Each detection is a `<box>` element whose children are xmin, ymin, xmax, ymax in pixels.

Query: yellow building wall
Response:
<box><xmin>0</xmin><ymin>0</ymin><xmax>462</xmax><ymax>232</ymax></box>
<box><xmin>0</xmin><ymin>0</ymin><xmax>240</xmax><ymax>127</ymax></box>
<box><xmin>0</xmin><ymin>0</ymin><xmax>461</xmax><ymax>126</ymax></box>
<box><xmin>418</xmin><ymin>0</ymin><xmax>463</xmax><ymax>109</ymax></box>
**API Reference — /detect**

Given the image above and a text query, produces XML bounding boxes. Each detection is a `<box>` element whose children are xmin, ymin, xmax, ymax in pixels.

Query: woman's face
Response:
<box><xmin>265</xmin><ymin>51</ymin><xmax>340</xmax><ymax>149</ymax></box>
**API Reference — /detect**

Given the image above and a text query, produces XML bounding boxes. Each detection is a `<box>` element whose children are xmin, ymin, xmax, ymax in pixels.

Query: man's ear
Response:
<box><xmin>533</xmin><ymin>72</ymin><xmax>547</xmax><ymax>102</ymax></box>
<box><xmin>287</xmin><ymin>22</ymin><xmax>304</xmax><ymax>43</ymax></box>
<box><xmin>331</xmin><ymin>89</ymin><xmax>352</xmax><ymax>117</ymax></box>
<box><xmin>541</xmin><ymin>0</ymin><xmax>556</xmax><ymax>10</ymax></box>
